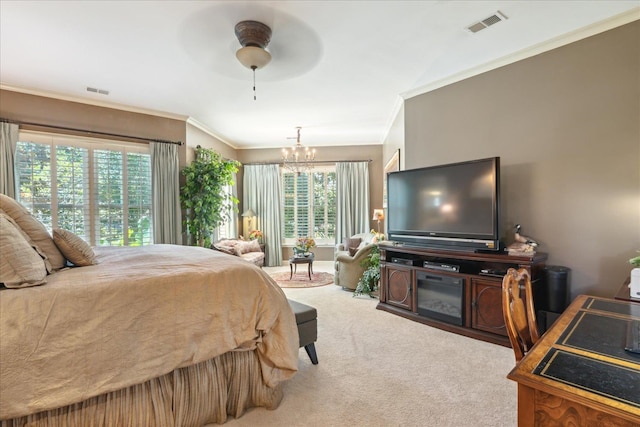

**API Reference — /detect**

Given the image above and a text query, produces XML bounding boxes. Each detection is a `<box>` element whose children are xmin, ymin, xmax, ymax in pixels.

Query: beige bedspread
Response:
<box><xmin>0</xmin><ymin>245</ymin><xmax>299</xmax><ymax>420</ymax></box>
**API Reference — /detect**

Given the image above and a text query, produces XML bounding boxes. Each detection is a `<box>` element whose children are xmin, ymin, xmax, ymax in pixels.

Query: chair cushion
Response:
<box><xmin>240</xmin><ymin>251</ymin><xmax>264</xmax><ymax>267</ymax></box>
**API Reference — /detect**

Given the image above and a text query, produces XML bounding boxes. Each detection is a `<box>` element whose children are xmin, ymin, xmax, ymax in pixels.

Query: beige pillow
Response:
<box><xmin>212</xmin><ymin>242</ymin><xmax>236</xmax><ymax>255</ymax></box>
<box><xmin>0</xmin><ymin>214</ymin><xmax>47</xmax><ymax>288</ymax></box>
<box><xmin>343</xmin><ymin>237</ymin><xmax>362</xmax><ymax>251</ymax></box>
<box><xmin>234</xmin><ymin>239</ymin><xmax>261</xmax><ymax>255</ymax></box>
<box><xmin>0</xmin><ymin>194</ymin><xmax>66</xmax><ymax>270</ymax></box>
<box><xmin>0</xmin><ymin>208</ymin><xmax>52</xmax><ymax>272</ymax></box>
<box><xmin>52</xmin><ymin>229</ymin><xmax>97</xmax><ymax>267</ymax></box>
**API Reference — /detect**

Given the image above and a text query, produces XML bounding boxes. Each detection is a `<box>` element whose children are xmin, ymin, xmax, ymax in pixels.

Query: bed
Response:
<box><xmin>0</xmin><ymin>195</ymin><xmax>299</xmax><ymax>426</ymax></box>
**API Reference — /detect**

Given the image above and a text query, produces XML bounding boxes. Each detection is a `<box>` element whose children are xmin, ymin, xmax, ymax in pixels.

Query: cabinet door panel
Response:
<box><xmin>386</xmin><ymin>266</ymin><xmax>413</xmax><ymax>311</ymax></box>
<box><xmin>471</xmin><ymin>279</ymin><xmax>507</xmax><ymax>336</ymax></box>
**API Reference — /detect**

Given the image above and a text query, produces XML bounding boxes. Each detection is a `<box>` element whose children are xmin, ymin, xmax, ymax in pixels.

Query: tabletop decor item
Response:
<box><xmin>249</xmin><ymin>229</ymin><xmax>263</xmax><ymax>243</ymax></box>
<box><xmin>507</xmin><ymin>223</ymin><xmax>539</xmax><ymax>256</ymax></box>
<box><xmin>295</xmin><ymin>236</ymin><xmax>316</xmax><ymax>256</ymax></box>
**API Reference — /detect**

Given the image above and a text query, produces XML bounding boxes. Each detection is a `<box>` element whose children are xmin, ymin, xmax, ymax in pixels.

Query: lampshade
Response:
<box><xmin>372</xmin><ymin>209</ymin><xmax>384</xmax><ymax>221</ymax></box>
<box><xmin>236</xmin><ymin>46</ymin><xmax>272</xmax><ymax>70</ymax></box>
<box><xmin>242</xmin><ymin>208</ymin><xmax>257</xmax><ymax>218</ymax></box>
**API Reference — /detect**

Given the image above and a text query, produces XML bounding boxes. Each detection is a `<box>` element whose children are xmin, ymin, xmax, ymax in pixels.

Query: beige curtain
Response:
<box><xmin>0</xmin><ymin>122</ymin><xmax>19</xmax><ymax>198</ymax></box>
<box><xmin>244</xmin><ymin>164</ymin><xmax>282</xmax><ymax>266</ymax></box>
<box><xmin>336</xmin><ymin>161</ymin><xmax>370</xmax><ymax>243</ymax></box>
<box><xmin>150</xmin><ymin>142</ymin><xmax>181</xmax><ymax>244</ymax></box>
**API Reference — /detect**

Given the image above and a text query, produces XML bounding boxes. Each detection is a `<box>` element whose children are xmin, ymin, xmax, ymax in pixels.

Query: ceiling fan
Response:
<box><xmin>234</xmin><ymin>20</ymin><xmax>272</xmax><ymax>100</ymax></box>
<box><xmin>178</xmin><ymin>4</ymin><xmax>322</xmax><ymax>83</ymax></box>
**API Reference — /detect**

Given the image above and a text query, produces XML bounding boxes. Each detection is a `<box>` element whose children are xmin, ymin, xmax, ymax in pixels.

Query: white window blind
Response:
<box><xmin>15</xmin><ymin>131</ymin><xmax>153</xmax><ymax>246</ymax></box>
<box><xmin>55</xmin><ymin>145</ymin><xmax>90</xmax><ymax>240</ymax></box>
<box><xmin>215</xmin><ymin>184</ymin><xmax>236</xmax><ymax>240</ymax></box>
<box><xmin>282</xmin><ymin>166</ymin><xmax>336</xmax><ymax>245</ymax></box>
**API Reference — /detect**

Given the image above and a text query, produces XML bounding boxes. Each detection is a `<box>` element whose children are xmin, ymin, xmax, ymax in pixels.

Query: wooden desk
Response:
<box><xmin>508</xmin><ymin>295</ymin><xmax>640</xmax><ymax>426</ymax></box>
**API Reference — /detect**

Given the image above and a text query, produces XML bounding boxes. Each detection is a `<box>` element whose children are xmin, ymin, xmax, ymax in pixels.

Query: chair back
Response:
<box><xmin>502</xmin><ymin>268</ymin><xmax>540</xmax><ymax>361</ymax></box>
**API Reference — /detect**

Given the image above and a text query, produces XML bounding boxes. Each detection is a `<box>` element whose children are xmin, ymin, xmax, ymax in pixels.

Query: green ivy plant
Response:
<box><xmin>630</xmin><ymin>251</ymin><xmax>640</xmax><ymax>268</ymax></box>
<box><xmin>354</xmin><ymin>245</ymin><xmax>381</xmax><ymax>298</ymax></box>
<box><xmin>180</xmin><ymin>146</ymin><xmax>240</xmax><ymax>247</ymax></box>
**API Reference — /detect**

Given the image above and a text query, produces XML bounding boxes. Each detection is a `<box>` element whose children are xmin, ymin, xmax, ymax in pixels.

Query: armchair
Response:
<box><xmin>334</xmin><ymin>232</ymin><xmax>377</xmax><ymax>291</ymax></box>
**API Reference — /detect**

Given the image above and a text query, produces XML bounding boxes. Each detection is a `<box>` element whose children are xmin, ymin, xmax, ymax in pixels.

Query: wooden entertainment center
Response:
<box><xmin>377</xmin><ymin>243</ymin><xmax>548</xmax><ymax>346</ymax></box>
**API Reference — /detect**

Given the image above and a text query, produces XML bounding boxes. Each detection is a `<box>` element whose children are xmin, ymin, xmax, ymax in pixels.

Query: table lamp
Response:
<box><xmin>372</xmin><ymin>209</ymin><xmax>384</xmax><ymax>234</ymax></box>
<box><xmin>242</xmin><ymin>208</ymin><xmax>256</xmax><ymax>232</ymax></box>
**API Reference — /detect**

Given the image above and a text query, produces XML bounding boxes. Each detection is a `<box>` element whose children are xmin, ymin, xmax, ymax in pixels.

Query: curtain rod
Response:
<box><xmin>0</xmin><ymin>118</ymin><xmax>183</xmax><ymax>146</ymax></box>
<box><xmin>243</xmin><ymin>159</ymin><xmax>372</xmax><ymax>166</ymax></box>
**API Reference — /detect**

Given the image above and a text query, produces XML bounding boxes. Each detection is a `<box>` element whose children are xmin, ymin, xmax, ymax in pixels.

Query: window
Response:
<box><xmin>214</xmin><ymin>182</ymin><xmax>237</xmax><ymax>240</ymax></box>
<box><xmin>15</xmin><ymin>131</ymin><xmax>153</xmax><ymax>246</ymax></box>
<box><xmin>282</xmin><ymin>166</ymin><xmax>336</xmax><ymax>245</ymax></box>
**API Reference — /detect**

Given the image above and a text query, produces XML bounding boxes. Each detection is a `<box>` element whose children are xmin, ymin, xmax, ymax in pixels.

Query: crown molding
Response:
<box><xmin>185</xmin><ymin>117</ymin><xmax>238</xmax><ymax>150</ymax></box>
<box><xmin>380</xmin><ymin>95</ymin><xmax>405</xmax><ymax>146</ymax></box>
<box><xmin>0</xmin><ymin>84</ymin><xmax>189</xmax><ymax>121</ymax></box>
<box><xmin>401</xmin><ymin>7</ymin><xmax>640</xmax><ymax>101</ymax></box>
<box><xmin>1</xmin><ymin>84</ymin><xmax>242</xmax><ymax>150</ymax></box>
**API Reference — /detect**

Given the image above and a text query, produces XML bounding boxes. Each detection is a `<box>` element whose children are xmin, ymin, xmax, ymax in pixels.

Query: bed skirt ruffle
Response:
<box><xmin>1</xmin><ymin>350</ymin><xmax>284</xmax><ymax>427</ymax></box>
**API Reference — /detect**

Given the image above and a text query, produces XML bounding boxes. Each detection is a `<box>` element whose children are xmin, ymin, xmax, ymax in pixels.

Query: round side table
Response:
<box><xmin>288</xmin><ymin>253</ymin><xmax>315</xmax><ymax>280</ymax></box>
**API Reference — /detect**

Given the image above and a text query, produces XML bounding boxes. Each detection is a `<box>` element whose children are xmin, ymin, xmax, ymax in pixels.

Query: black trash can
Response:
<box><xmin>545</xmin><ymin>265</ymin><xmax>571</xmax><ymax>313</ymax></box>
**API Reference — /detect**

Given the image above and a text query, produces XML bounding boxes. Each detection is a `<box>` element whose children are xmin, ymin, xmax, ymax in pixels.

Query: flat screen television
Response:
<box><xmin>387</xmin><ymin>157</ymin><xmax>501</xmax><ymax>252</ymax></box>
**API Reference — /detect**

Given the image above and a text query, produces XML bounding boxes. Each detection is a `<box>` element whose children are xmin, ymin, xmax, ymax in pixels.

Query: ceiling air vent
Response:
<box><xmin>86</xmin><ymin>86</ymin><xmax>109</xmax><ymax>95</ymax></box>
<box><xmin>466</xmin><ymin>11</ymin><xmax>508</xmax><ymax>33</ymax></box>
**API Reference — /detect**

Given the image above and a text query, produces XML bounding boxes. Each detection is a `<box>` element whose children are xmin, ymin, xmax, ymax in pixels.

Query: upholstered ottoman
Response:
<box><xmin>287</xmin><ymin>299</ymin><xmax>318</xmax><ymax>365</ymax></box>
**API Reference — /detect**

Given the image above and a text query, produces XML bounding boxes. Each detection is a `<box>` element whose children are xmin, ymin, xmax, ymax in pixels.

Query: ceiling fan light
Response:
<box><xmin>236</xmin><ymin>46</ymin><xmax>272</xmax><ymax>69</ymax></box>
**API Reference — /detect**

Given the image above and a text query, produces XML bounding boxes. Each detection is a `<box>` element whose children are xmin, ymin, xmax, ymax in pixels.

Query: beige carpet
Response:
<box><xmin>269</xmin><ymin>271</ymin><xmax>334</xmax><ymax>288</ymax></box>
<box><xmin>216</xmin><ymin>262</ymin><xmax>517</xmax><ymax>427</ymax></box>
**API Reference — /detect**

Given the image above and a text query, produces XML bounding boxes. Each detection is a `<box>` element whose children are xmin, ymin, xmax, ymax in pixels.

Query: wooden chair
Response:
<box><xmin>502</xmin><ymin>268</ymin><xmax>540</xmax><ymax>361</ymax></box>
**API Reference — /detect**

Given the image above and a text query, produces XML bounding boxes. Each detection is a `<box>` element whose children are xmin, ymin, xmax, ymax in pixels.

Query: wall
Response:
<box><xmin>0</xmin><ymin>89</ymin><xmax>385</xmax><ymax>262</ymax></box>
<box><xmin>403</xmin><ymin>21</ymin><xmax>640</xmax><ymax>299</ymax></box>
<box><xmin>0</xmin><ymin>89</ymin><xmax>187</xmax><ymax>166</ymax></box>
<box><xmin>383</xmin><ymin>103</ymin><xmax>405</xmax><ymax>174</ymax></box>
<box><xmin>238</xmin><ymin>144</ymin><xmax>383</xmax><ymax>261</ymax></box>
<box><xmin>185</xmin><ymin>123</ymin><xmax>238</xmax><ymax>165</ymax></box>
<box><xmin>382</xmin><ymin>102</ymin><xmax>405</xmax><ymax>235</ymax></box>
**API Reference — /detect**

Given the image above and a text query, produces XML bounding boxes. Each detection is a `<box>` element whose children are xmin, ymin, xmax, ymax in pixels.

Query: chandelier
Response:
<box><xmin>282</xmin><ymin>127</ymin><xmax>316</xmax><ymax>174</ymax></box>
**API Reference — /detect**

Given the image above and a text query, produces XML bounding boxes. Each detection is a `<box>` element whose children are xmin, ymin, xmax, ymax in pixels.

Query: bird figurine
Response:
<box><xmin>514</xmin><ymin>224</ymin><xmax>538</xmax><ymax>248</ymax></box>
